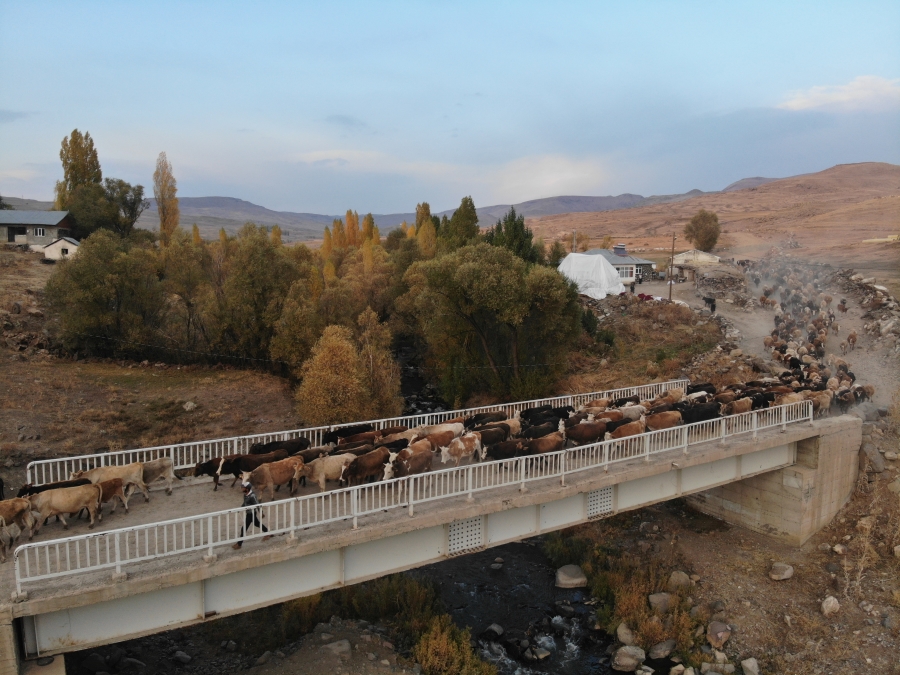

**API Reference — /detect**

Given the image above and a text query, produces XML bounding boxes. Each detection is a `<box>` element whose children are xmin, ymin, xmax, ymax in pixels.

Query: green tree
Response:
<box><xmin>361</xmin><ymin>213</ymin><xmax>376</xmax><ymax>242</ymax></box>
<box><xmin>295</xmin><ymin>325</ymin><xmax>370</xmax><ymax>425</ymax></box>
<box><xmin>66</xmin><ymin>183</ymin><xmax>118</xmax><ymax>238</ymax></box>
<box><xmin>54</xmin><ymin>129</ymin><xmax>102</xmax><ymax>210</ymax></box>
<box><xmin>103</xmin><ymin>178</ymin><xmax>149</xmax><ymax>237</ymax></box>
<box><xmin>214</xmin><ymin>224</ymin><xmax>298</xmax><ymax>361</ymax></box>
<box><xmin>270</xmin><ymin>267</ymin><xmax>328</xmax><ymax>374</ymax></box>
<box><xmin>400</xmin><ymin>243</ymin><xmax>581</xmax><ymax>400</ymax></box>
<box><xmin>153</xmin><ymin>152</ymin><xmax>179</xmax><ymax>246</ymax></box>
<box><xmin>684</xmin><ymin>209</ymin><xmax>720</xmax><ymax>252</ymax></box>
<box><xmin>483</xmin><ymin>207</ymin><xmax>542</xmax><ymax>263</ymax></box>
<box><xmin>0</xmin><ymin>194</ymin><xmax>13</xmax><ymax>210</ymax></box>
<box><xmin>160</xmin><ymin>235</ymin><xmax>211</xmax><ymax>352</ymax></box>
<box><xmin>547</xmin><ymin>240</ymin><xmax>568</xmax><ymax>266</ymax></box>
<box><xmin>45</xmin><ymin>229</ymin><xmax>166</xmax><ymax>356</ymax></box>
<box><xmin>438</xmin><ymin>196</ymin><xmax>479</xmax><ymax>250</ymax></box>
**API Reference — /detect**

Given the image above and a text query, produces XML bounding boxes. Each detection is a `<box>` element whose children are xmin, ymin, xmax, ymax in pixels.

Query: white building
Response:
<box><xmin>43</xmin><ymin>237</ymin><xmax>80</xmax><ymax>261</ymax></box>
<box><xmin>584</xmin><ymin>244</ymin><xmax>656</xmax><ymax>283</ymax></box>
<box><xmin>672</xmin><ymin>249</ymin><xmax>720</xmax><ymax>265</ymax></box>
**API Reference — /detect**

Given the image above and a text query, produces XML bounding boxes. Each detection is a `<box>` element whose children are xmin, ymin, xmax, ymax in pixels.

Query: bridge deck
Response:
<box><xmin>2</xmin><ymin>419</ymin><xmax>820</xmax><ymax>617</ymax></box>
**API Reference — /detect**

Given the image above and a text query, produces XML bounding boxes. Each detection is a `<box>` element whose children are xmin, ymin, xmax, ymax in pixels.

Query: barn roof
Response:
<box><xmin>43</xmin><ymin>237</ymin><xmax>80</xmax><ymax>248</ymax></box>
<box><xmin>584</xmin><ymin>248</ymin><xmax>654</xmax><ymax>266</ymax></box>
<box><xmin>0</xmin><ymin>211</ymin><xmax>70</xmax><ymax>226</ymax></box>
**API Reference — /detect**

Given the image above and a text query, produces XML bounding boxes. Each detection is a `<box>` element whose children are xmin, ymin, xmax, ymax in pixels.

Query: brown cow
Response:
<box><xmin>96</xmin><ymin>478</ymin><xmax>129</xmax><ymax>515</ymax></box>
<box><xmin>422</xmin><ymin>430</ymin><xmax>456</xmax><ymax>453</ymax></box>
<box><xmin>722</xmin><ymin>398</ymin><xmax>753</xmax><ymax>416</ymax></box>
<box><xmin>246</xmin><ymin>456</ymin><xmax>305</xmax><ymax>501</ymax></box>
<box><xmin>71</xmin><ymin>463</ymin><xmax>150</xmax><ymax>503</ymax></box>
<box><xmin>522</xmin><ymin>432</ymin><xmax>565</xmax><ymax>455</ymax></box>
<box><xmin>341</xmin><ymin>448</ymin><xmax>391</xmax><ymax>486</ymax></box>
<box><xmin>644</xmin><ymin>411</ymin><xmax>682</xmax><ymax>431</ymax></box>
<box><xmin>564</xmin><ymin>421</ymin><xmax>607</xmax><ymax>446</ymax></box>
<box><xmin>596</xmin><ymin>410</ymin><xmax>624</xmax><ymax>423</ymax></box>
<box><xmin>0</xmin><ymin>498</ymin><xmax>35</xmax><ymax>560</ymax></box>
<box><xmin>391</xmin><ymin>449</ymin><xmax>433</xmax><ymax>478</ymax></box>
<box><xmin>379</xmin><ymin>425</ymin><xmax>408</xmax><ymax>437</ymax></box>
<box><xmin>583</xmin><ymin>398</ymin><xmax>610</xmax><ymax>409</ymax></box>
<box><xmin>605</xmin><ymin>418</ymin><xmax>646</xmax><ymax>440</ymax></box>
<box><xmin>340</xmin><ymin>430</ymin><xmax>382</xmax><ymax>445</ymax></box>
<box><xmin>218</xmin><ymin>450</ymin><xmax>289</xmax><ymax>488</ymax></box>
<box><xmin>29</xmin><ymin>484</ymin><xmax>103</xmax><ymax>533</ymax></box>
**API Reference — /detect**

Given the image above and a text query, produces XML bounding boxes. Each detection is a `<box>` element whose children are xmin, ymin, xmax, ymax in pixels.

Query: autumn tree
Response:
<box><xmin>160</xmin><ymin>234</ymin><xmax>211</xmax><ymax>352</ymax></box>
<box><xmin>153</xmin><ymin>152</ymin><xmax>180</xmax><ymax>246</ymax></box>
<box><xmin>416</xmin><ymin>218</ymin><xmax>437</xmax><ymax>258</ymax></box>
<box><xmin>371</xmin><ymin>225</ymin><xmax>381</xmax><ymax>245</ymax></box>
<box><xmin>484</xmin><ymin>207</ymin><xmax>542</xmax><ymax>263</ymax></box>
<box><xmin>271</xmin><ymin>225</ymin><xmax>283</xmax><ymax>246</ymax></box>
<box><xmin>321</xmin><ymin>226</ymin><xmax>333</xmax><ymax>257</ymax></box>
<box><xmin>294</xmin><ymin>325</ymin><xmax>369</xmax><ymax>425</ymax></box>
<box><xmin>684</xmin><ymin>209</ymin><xmax>720</xmax><ymax>252</ymax></box>
<box><xmin>345</xmin><ymin>210</ymin><xmax>360</xmax><ymax>247</ymax></box>
<box><xmin>361</xmin><ymin>213</ymin><xmax>375</xmax><ymax>242</ymax></box>
<box><xmin>332</xmin><ymin>218</ymin><xmax>347</xmax><ymax>249</ymax></box>
<box><xmin>438</xmin><ymin>196</ymin><xmax>479</xmax><ymax>250</ymax></box>
<box><xmin>415</xmin><ymin>202</ymin><xmax>432</xmax><ymax>232</ymax></box>
<box><xmin>192</xmin><ymin>224</ymin><xmax>202</xmax><ymax>245</ymax></box>
<box><xmin>270</xmin><ymin>266</ymin><xmax>328</xmax><ymax>373</ymax></box>
<box><xmin>54</xmin><ymin>129</ymin><xmax>102</xmax><ymax>209</ymax></box>
<box><xmin>356</xmin><ymin>308</ymin><xmax>403</xmax><ymax>418</ymax></box>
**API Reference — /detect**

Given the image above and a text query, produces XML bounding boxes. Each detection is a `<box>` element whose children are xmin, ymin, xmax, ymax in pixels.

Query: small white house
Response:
<box><xmin>43</xmin><ymin>237</ymin><xmax>80</xmax><ymax>261</ymax></box>
<box><xmin>584</xmin><ymin>244</ymin><xmax>656</xmax><ymax>283</ymax></box>
<box><xmin>672</xmin><ymin>249</ymin><xmax>720</xmax><ymax>265</ymax></box>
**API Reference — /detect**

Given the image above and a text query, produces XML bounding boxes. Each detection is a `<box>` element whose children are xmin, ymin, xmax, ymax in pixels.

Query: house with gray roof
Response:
<box><xmin>0</xmin><ymin>211</ymin><xmax>75</xmax><ymax>249</ymax></box>
<box><xmin>584</xmin><ymin>243</ymin><xmax>656</xmax><ymax>283</ymax></box>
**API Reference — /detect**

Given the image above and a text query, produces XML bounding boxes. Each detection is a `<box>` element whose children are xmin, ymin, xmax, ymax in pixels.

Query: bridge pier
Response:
<box><xmin>686</xmin><ymin>416</ymin><xmax>861</xmax><ymax>544</ymax></box>
<box><xmin>1</xmin><ymin>610</ymin><xmax>21</xmax><ymax>675</ymax></box>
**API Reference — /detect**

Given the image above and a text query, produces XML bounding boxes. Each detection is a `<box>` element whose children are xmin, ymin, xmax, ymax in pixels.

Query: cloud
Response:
<box><xmin>325</xmin><ymin>114</ymin><xmax>369</xmax><ymax>130</ymax></box>
<box><xmin>778</xmin><ymin>76</ymin><xmax>900</xmax><ymax>112</ymax></box>
<box><xmin>0</xmin><ymin>168</ymin><xmax>40</xmax><ymax>181</ymax></box>
<box><xmin>484</xmin><ymin>155</ymin><xmax>610</xmax><ymax>204</ymax></box>
<box><xmin>0</xmin><ymin>110</ymin><xmax>33</xmax><ymax>124</ymax></box>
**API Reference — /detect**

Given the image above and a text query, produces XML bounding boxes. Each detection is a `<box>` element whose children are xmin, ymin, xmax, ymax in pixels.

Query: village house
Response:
<box><xmin>584</xmin><ymin>243</ymin><xmax>656</xmax><ymax>283</ymax></box>
<box><xmin>42</xmin><ymin>236</ymin><xmax>80</xmax><ymax>261</ymax></box>
<box><xmin>0</xmin><ymin>211</ymin><xmax>75</xmax><ymax>249</ymax></box>
<box><xmin>672</xmin><ymin>249</ymin><xmax>720</xmax><ymax>265</ymax></box>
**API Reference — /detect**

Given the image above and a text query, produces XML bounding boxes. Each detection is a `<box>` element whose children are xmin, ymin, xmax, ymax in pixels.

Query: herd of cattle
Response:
<box><xmin>0</xmin><ymin>376</ymin><xmax>812</xmax><ymax>562</ymax></box>
<box><xmin>745</xmin><ymin>259</ymin><xmax>875</xmax><ymax>416</ymax></box>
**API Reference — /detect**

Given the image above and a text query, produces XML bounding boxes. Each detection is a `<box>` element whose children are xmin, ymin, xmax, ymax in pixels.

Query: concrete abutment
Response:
<box><xmin>686</xmin><ymin>416</ymin><xmax>861</xmax><ymax>544</ymax></box>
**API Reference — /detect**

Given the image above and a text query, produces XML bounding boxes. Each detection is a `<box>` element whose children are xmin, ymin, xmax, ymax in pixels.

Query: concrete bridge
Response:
<box><xmin>0</xmin><ymin>400</ymin><xmax>861</xmax><ymax>674</ymax></box>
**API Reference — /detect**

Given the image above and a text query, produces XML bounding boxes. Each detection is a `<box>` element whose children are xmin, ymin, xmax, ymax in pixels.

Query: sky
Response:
<box><xmin>1</xmin><ymin>1</ymin><xmax>899</xmax><ymax>214</ymax></box>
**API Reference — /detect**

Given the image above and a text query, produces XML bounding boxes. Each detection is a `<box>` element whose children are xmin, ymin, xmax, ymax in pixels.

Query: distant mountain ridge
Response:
<box><xmin>5</xmin><ymin>173</ymin><xmax>786</xmax><ymax>241</ymax></box>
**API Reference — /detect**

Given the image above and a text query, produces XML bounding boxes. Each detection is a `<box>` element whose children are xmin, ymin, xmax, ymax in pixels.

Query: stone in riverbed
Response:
<box><xmin>321</xmin><ymin>639</ymin><xmax>351</xmax><ymax>656</ymax></box>
<box><xmin>769</xmin><ymin>563</ymin><xmax>793</xmax><ymax>580</ymax></box>
<box><xmin>821</xmin><ymin>596</ymin><xmax>840</xmax><ymax>616</ymax></box>
<box><xmin>740</xmin><ymin>657</ymin><xmax>760</xmax><ymax>675</ymax></box>
<box><xmin>649</xmin><ymin>639</ymin><xmax>676</xmax><ymax>659</ymax></box>
<box><xmin>706</xmin><ymin>621</ymin><xmax>731</xmax><ymax>648</ymax></box>
<box><xmin>173</xmin><ymin>651</ymin><xmax>191</xmax><ymax>664</ymax></box>
<box><xmin>668</xmin><ymin>570</ymin><xmax>691</xmax><ymax>591</ymax></box>
<box><xmin>555</xmin><ymin>564</ymin><xmax>587</xmax><ymax>588</ymax></box>
<box><xmin>616</xmin><ymin>622</ymin><xmax>635</xmax><ymax>646</ymax></box>
<box><xmin>612</xmin><ymin>645</ymin><xmax>646</xmax><ymax>671</ymax></box>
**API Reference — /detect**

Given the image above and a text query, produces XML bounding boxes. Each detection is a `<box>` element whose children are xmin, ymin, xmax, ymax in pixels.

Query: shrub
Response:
<box><xmin>413</xmin><ymin>615</ymin><xmax>497</xmax><ymax>675</ymax></box>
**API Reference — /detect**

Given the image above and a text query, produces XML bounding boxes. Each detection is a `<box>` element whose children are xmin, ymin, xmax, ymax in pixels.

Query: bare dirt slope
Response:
<box><xmin>531</xmin><ymin>162</ymin><xmax>900</xmax><ymax>293</ymax></box>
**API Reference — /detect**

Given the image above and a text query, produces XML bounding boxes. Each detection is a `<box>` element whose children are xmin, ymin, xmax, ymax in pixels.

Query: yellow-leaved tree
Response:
<box><xmin>153</xmin><ymin>151</ymin><xmax>179</xmax><ymax>247</ymax></box>
<box><xmin>295</xmin><ymin>325</ymin><xmax>369</xmax><ymax>425</ymax></box>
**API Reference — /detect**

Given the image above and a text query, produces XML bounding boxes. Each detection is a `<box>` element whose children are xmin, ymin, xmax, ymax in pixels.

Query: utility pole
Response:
<box><xmin>668</xmin><ymin>232</ymin><xmax>677</xmax><ymax>302</ymax></box>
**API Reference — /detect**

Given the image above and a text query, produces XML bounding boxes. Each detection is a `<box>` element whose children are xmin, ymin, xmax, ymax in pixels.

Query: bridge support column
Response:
<box><xmin>0</xmin><ymin>611</ymin><xmax>21</xmax><ymax>675</ymax></box>
<box><xmin>687</xmin><ymin>416</ymin><xmax>861</xmax><ymax>545</ymax></box>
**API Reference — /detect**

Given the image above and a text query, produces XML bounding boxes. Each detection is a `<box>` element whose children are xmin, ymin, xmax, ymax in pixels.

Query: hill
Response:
<box><xmin>528</xmin><ymin>162</ymin><xmax>900</xmax><ymax>291</ymax></box>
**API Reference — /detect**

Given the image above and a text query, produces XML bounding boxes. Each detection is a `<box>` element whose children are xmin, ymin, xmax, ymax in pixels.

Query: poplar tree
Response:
<box><xmin>271</xmin><ymin>225</ymin><xmax>283</xmax><ymax>246</ymax></box>
<box><xmin>322</xmin><ymin>227</ymin><xmax>333</xmax><ymax>257</ymax></box>
<box><xmin>345</xmin><ymin>210</ymin><xmax>360</xmax><ymax>247</ymax></box>
<box><xmin>361</xmin><ymin>213</ymin><xmax>375</xmax><ymax>242</ymax></box>
<box><xmin>54</xmin><ymin>129</ymin><xmax>102</xmax><ymax>209</ymax></box>
<box><xmin>192</xmin><ymin>224</ymin><xmax>202</xmax><ymax>245</ymax></box>
<box><xmin>153</xmin><ymin>152</ymin><xmax>180</xmax><ymax>247</ymax></box>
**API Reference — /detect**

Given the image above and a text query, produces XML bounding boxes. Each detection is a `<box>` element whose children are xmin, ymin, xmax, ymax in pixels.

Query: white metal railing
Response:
<box><xmin>25</xmin><ymin>380</ymin><xmax>690</xmax><ymax>486</ymax></box>
<box><xmin>14</xmin><ymin>400</ymin><xmax>812</xmax><ymax>592</ymax></box>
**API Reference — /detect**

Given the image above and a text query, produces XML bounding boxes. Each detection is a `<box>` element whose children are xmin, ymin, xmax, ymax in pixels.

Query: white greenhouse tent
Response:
<box><xmin>557</xmin><ymin>253</ymin><xmax>627</xmax><ymax>300</ymax></box>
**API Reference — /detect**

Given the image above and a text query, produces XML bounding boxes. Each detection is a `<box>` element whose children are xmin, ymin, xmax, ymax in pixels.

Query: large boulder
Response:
<box><xmin>706</xmin><ymin>621</ymin><xmax>731</xmax><ymax>648</ymax></box>
<box><xmin>648</xmin><ymin>639</ymin><xmax>676</xmax><ymax>659</ymax></box>
<box><xmin>668</xmin><ymin>570</ymin><xmax>691</xmax><ymax>591</ymax></box>
<box><xmin>616</xmin><ymin>622</ymin><xmax>635</xmax><ymax>646</ymax></box>
<box><xmin>612</xmin><ymin>645</ymin><xmax>646</xmax><ymax>672</ymax></box>
<box><xmin>860</xmin><ymin>443</ymin><xmax>885</xmax><ymax>473</ymax></box>
<box><xmin>555</xmin><ymin>564</ymin><xmax>588</xmax><ymax>588</ymax></box>
<box><xmin>648</xmin><ymin>592</ymin><xmax>673</xmax><ymax>613</ymax></box>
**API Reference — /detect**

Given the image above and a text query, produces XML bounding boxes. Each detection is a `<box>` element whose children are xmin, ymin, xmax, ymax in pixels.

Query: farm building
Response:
<box><xmin>0</xmin><ymin>211</ymin><xmax>74</xmax><ymax>249</ymax></box>
<box><xmin>584</xmin><ymin>243</ymin><xmax>656</xmax><ymax>283</ymax></box>
<box><xmin>672</xmin><ymin>249</ymin><xmax>720</xmax><ymax>265</ymax></box>
<box><xmin>43</xmin><ymin>237</ymin><xmax>80</xmax><ymax>260</ymax></box>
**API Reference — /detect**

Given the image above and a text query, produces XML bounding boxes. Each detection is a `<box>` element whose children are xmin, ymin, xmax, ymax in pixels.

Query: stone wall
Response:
<box><xmin>686</xmin><ymin>416</ymin><xmax>862</xmax><ymax>545</ymax></box>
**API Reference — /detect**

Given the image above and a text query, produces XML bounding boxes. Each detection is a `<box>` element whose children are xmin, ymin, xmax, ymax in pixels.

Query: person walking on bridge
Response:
<box><xmin>232</xmin><ymin>482</ymin><xmax>271</xmax><ymax>549</ymax></box>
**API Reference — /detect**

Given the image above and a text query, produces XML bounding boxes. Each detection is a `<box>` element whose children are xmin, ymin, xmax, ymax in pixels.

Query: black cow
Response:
<box><xmin>481</xmin><ymin>440</ymin><xmax>524</xmax><ymax>462</ymax></box>
<box><xmin>686</xmin><ymin>382</ymin><xmax>716</xmax><ymax>396</ymax></box>
<box><xmin>613</xmin><ymin>395</ymin><xmax>641</xmax><ymax>408</ymax></box>
<box><xmin>680</xmin><ymin>402</ymin><xmax>720</xmax><ymax>424</ymax></box>
<box><xmin>249</xmin><ymin>438</ymin><xmax>311</xmax><ymax>455</ymax></box>
<box><xmin>519</xmin><ymin>405</ymin><xmax>553</xmax><ymax>422</ymax></box>
<box><xmin>520</xmin><ymin>422</ymin><xmax>557</xmax><ymax>440</ymax></box>
<box><xmin>322</xmin><ymin>424</ymin><xmax>375</xmax><ymax>445</ymax></box>
<box><xmin>465</xmin><ymin>411</ymin><xmax>507</xmax><ymax>430</ymax></box>
<box><xmin>17</xmin><ymin>478</ymin><xmax>91</xmax><ymax>498</ymax></box>
<box><xmin>475</xmin><ymin>427</ymin><xmax>507</xmax><ymax>446</ymax></box>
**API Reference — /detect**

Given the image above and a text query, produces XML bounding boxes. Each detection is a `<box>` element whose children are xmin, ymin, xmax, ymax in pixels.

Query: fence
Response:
<box><xmin>14</xmin><ymin>400</ymin><xmax>812</xmax><ymax>592</ymax></box>
<box><xmin>25</xmin><ymin>380</ymin><xmax>690</xmax><ymax>486</ymax></box>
